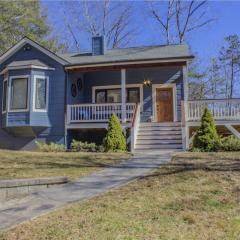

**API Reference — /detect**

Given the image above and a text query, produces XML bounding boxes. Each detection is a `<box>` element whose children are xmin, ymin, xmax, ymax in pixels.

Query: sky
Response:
<box><xmin>42</xmin><ymin>0</ymin><xmax>240</xmax><ymax>69</ymax></box>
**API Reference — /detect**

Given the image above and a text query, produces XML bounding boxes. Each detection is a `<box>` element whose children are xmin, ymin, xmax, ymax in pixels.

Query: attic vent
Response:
<box><xmin>92</xmin><ymin>35</ymin><xmax>105</xmax><ymax>55</ymax></box>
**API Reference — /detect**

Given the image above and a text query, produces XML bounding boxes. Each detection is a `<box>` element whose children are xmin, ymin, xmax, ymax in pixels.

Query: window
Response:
<box><xmin>34</xmin><ymin>76</ymin><xmax>48</xmax><ymax>111</ymax></box>
<box><xmin>10</xmin><ymin>77</ymin><xmax>28</xmax><ymax>111</ymax></box>
<box><xmin>95</xmin><ymin>87</ymin><xmax>140</xmax><ymax>103</ymax></box>
<box><xmin>127</xmin><ymin>88</ymin><xmax>140</xmax><ymax>103</ymax></box>
<box><xmin>2</xmin><ymin>79</ymin><xmax>7</xmax><ymax>113</ymax></box>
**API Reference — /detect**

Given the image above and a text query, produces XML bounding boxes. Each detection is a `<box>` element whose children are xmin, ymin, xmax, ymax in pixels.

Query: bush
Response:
<box><xmin>103</xmin><ymin>114</ymin><xmax>127</xmax><ymax>152</ymax></box>
<box><xmin>220</xmin><ymin>136</ymin><xmax>240</xmax><ymax>151</ymax></box>
<box><xmin>36</xmin><ymin>141</ymin><xmax>65</xmax><ymax>152</ymax></box>
<box><xmin>192</xmin><ymin>107</ymin><xmax>221</xmax><ymax>152</ymax></box>
<box><xmin>71</xmin><ymin>140</ymin><xmax>97</xmax><ymax>152</ymax></box>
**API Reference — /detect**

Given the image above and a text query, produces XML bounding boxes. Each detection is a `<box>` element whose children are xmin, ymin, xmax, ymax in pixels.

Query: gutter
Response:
<box><xmin>64</xmin><ymin>56</ymin><xmax>194</xmax><ymax>70</ymax></box>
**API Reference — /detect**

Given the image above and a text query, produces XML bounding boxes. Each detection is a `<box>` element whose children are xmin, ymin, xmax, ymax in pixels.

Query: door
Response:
<box><xmin>156</xmin><ymin>88</ymin><xmax>174</xmax><ymax>122</ymax></box>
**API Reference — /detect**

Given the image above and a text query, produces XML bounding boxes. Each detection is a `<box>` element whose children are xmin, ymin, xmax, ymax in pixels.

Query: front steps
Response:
<box><xmin>134</xmin><ymin>122</ymin><xmax>183</xmax><ymax>152</ymax></box>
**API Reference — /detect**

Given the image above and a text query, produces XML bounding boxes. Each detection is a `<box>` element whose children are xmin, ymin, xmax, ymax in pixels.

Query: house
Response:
<box><xmin>0</xmin><ymin>36</ymin><xmax>239</xmax><ymax>152</ymax></box>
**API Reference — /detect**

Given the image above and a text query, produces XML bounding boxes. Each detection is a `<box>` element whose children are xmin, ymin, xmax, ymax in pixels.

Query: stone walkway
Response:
<box><xmin>0</xmin><ymin>151</ymin><xmax>173</xmax><ymax>231</ymax></box>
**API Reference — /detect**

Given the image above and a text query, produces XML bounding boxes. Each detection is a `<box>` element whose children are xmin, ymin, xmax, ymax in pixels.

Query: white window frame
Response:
<box><xmin>8</xmin><ymin>75</ymin><xmax>30</xmax><ymax>112</ymax></box>
<box><xmin>152</xmin><ymin>83</ymin><xmax>177</xmax><ymax>122</ymax></box>
<box><xmin>2</xmin><ymin>77</ymin><xmax>8</xmax><ymax>114</ymax></box>
<box><xmin>92</xmin><ymin>84</ymin><xmax>143</xmax><ymax>108</ymax></box>
<box><xmin>33</xmin><ymin>75</ymin><xmax>49</xmax><ymax>112</ymax></box>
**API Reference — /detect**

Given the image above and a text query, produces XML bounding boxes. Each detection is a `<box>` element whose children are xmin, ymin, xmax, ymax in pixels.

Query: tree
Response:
<box><xmin>192</xmin><ymin>108</ymin><xmax>220</xmax><ymax>151</ymax></box>
<box><xmin>0</xmin><ymin>0</ymin><xmax>63</xmax><ymax>54</ymax></box>
<box><xmin>188</xmin><ymin>58</ymin><xmax>207</xmax><ymax>100</ymax></box>
<box><xmin>103</xmin><ymin>114</ymin><xmax>127</xmax><ymax>152</ymax></box>
<box><xmin>219</xmin><ymin>35</ymin><xmax>240</xmax><ymax>98</ymax></box>
<box><xmin>61</xmin><ymin>0</ymin><xmax>136</xmax><ymax>50</ymax></box>
<box><xmin>149</xmin><ymin>0</ymin><xmax>214</xmax><ymax>44</ymax></box>
<box><xmin>205</xmin><ymin>58</ymin><xmax>225</xmax><ymax>99</ymax></box>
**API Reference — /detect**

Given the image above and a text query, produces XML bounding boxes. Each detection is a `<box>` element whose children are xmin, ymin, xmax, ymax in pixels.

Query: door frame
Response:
<box><xmin>152</xmin><ymin>83</ymin><xmax>177</xmax><ymax>122</ymax></box>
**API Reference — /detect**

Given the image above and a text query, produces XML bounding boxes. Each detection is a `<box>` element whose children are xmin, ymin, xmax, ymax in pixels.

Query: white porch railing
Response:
<box><xmin>188</xmin><ymin>99</ymin><xmax>240</xmax><ymax>121</ymax></box>
<box><xmin>67</xmin><ymin>103</ymin><xmax>136</xmax><ymax>123</ymax></box>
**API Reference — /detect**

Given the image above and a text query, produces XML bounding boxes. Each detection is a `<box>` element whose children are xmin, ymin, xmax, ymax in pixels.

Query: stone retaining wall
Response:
<box><xmin>0</xmin><ymin>177</ymin><xmax>68</xmax><ymax>202</ymax></box>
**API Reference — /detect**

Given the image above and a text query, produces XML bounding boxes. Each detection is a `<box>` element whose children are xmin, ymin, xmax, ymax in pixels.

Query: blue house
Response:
<box><xmin>0</xmin><ymin>36</ymin><xmax>239</xmax><ymax>152</ymax></box>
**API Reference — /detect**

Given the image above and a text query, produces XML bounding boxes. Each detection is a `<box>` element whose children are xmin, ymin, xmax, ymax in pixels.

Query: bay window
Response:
<box><xmin>2</xmin><ymin>79</ymin><xmax>7</xmax><ymax>113</ymax></box>
<box><xmin>33</xmin><ymin>76</ymin><xmax>48</xmax><ymax>111</ymax></box>
<box><xmin>9</xmin><ymin>77</ymin><xmax>29</xmax><ymax>111</ymax></box>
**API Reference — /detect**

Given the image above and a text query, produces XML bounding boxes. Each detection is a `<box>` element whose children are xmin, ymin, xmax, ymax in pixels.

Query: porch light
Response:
<box><xmin>143</xmin><ymin>78</ymin><xmax>152</xmax><ymax>87</ymax></box>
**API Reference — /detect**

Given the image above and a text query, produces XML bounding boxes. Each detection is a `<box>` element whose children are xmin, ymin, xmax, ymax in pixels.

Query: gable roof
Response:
<box><xmin>60</xmin><ymin>44</ymin><xmax>194</xmax><ymax>69</ymax></box>
<box><xmin>0</xmin><ymin>37</ymin><xmax>69</xmax><ymax>65</ymax></box>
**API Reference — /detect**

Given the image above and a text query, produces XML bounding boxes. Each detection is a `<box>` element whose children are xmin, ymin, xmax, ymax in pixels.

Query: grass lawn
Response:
<box><xmin>1</xmin><ymin>152</ymin><xmax>240</xmax><ymax>240</ymax></box>
<box><xmin>0</xmin><ymin>150</ymin><xmax>130</xmax><ymax>180</ymax></box>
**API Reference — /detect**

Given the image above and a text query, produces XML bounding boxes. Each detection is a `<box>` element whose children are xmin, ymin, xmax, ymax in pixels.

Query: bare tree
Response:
<box><xmin>63</xmin><ymin>0</ymin><xmax>136</xmax><ymax>50</ymax></box>
<box><xmin>149</xmin><ymin>0</ymin><xmax>175</xmax><ymax>44</ymax></box>
<box><xmin>149</xmin><ymin>0</ymin><xmax>214</xmax><ymax>44</ymax></box>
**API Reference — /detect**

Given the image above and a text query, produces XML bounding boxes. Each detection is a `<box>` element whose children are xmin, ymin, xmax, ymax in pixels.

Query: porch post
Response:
<box><xmin>121</xmin><ymin>69</ymin><xmax>126</xmax><ymax>123</ymax></box>
<box><xmin>182</xmin><ymin>64</ymin><xmax>189</xmax><ymax>150</ymax></box>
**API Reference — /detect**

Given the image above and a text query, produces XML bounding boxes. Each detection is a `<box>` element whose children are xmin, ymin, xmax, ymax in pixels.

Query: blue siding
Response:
<box><xmin>0</xmin><ymin>44</ymin><xmax>66</xmax><ymax>150</ymax></box>
<box><xmin>78</xmin><ymin>66</ymin><xmax>183</xmax><ymax>122</ymax></box>
<box><xmin>8</xmin><ymin>112</ymin><xmax>29</xmax><ymax>126</ymax></box>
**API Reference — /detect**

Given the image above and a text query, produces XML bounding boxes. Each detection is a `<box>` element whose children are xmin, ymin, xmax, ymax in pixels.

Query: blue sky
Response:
<box><xmin>42</xmin><ymin>0</ymin><xmax>240</xmax><ymax>68</ymax></box>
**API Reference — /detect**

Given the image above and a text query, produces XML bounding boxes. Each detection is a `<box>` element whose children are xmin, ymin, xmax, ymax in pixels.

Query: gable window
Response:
<box><xmin>2</xmin><ymin>79</ymin><xmax>7</xmax><ymax>113</ymax></box>
<box><xmin>33</xmin><ymin>76</ymin><xmax>48</xmax><ymax>111</ymax></box>
<box><xmin>9</xmin><ymin>77</ymin><xmax>29</xmax><ymax>111</ymax></box>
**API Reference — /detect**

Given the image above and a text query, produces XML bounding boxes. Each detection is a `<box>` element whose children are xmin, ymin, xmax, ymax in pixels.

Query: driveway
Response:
<box><xmin>0</xmin><ymin>151</ymin><xmax>173</xmax><ymax>231</ymax></box>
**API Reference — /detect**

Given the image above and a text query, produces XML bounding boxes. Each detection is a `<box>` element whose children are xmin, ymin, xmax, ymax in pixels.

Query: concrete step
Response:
<box><xmin>139</xmin><ymin>122</ymin><xmax>181</xmax><ymax>127</ymax></box>
<box><xmin>138</xmin><ymin>126</ymin><xmax>182</xmax><ymax>131</ymax></box>
<box><xmin>137</xmin><ymin>135</ymin><xmax>182</xmax><ymax>140</ymax></box>
<box><xmin>136</xmin><ymin>139</ymin><xmax>182</xmax><ymax>144</ymax></box>
<box><xmin>135</xmin><ymin>144</ymin><xmax>183</xmax><ymax>150</ymax></box>
<box><xmin>137</xmin><ymin>130</ymin><xmax>182</xmax><ymax>136</ymax></box>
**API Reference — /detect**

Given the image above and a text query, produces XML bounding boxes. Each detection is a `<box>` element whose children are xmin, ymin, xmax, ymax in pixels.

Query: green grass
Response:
<box><xmin>0</xmin><ymin>150</ymin><xmax>130</xmax><ymax>180</ymax></box>
<box><xmin>1</xmin><ymin>152</ymin><xmax>240</xmax><ymax>240</ymax></box>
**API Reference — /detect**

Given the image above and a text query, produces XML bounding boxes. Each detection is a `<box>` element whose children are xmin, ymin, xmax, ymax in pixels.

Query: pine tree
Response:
<box><xmin>103</xmin><ymin>114</ymin><xmax>127</xmax><ymax>152</ymax></box>
<box><xmin>0</xmin><ymin>0</ymin><xmax>63</xmax><ymax>54</ymax></box>
<box><xmin>193</xmin><ymin>108</ymin><xmax>220</xmax><ymax>151</ymax></box>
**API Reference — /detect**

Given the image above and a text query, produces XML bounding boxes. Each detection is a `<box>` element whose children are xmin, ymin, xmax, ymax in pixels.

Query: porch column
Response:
<box><xmin>182</xmin><ymin>64</ymin><xmax>189</xmax><ymax>150</ymax></box>
<box><xmin>121</xmin><ymin>69</ymin><xmax>126</xmax><ymax>123</ymax></box>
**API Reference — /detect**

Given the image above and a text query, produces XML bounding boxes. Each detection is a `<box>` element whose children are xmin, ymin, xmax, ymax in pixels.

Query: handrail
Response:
<box><xmin>181</xmin><ymin>100</ymin><xmax>186</xmax><ymax>127</ymax></box>
<box><xmin>131</xmin><ymin>103</ymin><xmax>140</xmax><ymax>128</ymax></box>
<box><xmin>188</xmin><ymin>98</ymin><xmax>240</xmax><ymax>103</ymax></box>
<box><xmin>130</xmin><ymin>103</ymin><xmax>141</xmax><ymax>152</ymax></box>
<box><xmin>67</xmin><ymin>103</ymin><xmax>136</xmax><ymax>123</ymax></box>
<box><xmin>187</xmin><ymin>98</ymin><xmax>240</xmax><ymax>121</ymax></box>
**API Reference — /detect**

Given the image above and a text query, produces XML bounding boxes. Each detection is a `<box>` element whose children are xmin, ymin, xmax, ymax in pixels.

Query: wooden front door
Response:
<box><xmin>156</xmin><ymin>88</ymin><xmax>174</xmax><ymax>122</ymax></box>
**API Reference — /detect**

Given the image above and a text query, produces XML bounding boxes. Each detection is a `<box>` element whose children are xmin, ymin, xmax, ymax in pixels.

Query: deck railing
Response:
<box><xmin>188</xmin><ymin>99</ymin><xmax>240</xmax><ymax>121</ymax></box>
<box><xmin>67</xmin><ymin>103</ymin><xmax>136</xmax><ymax>123</ymax></box>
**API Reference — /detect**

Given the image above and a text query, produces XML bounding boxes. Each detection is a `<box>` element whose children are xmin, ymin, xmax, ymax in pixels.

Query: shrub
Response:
<box><xmin>192</xmin><ymin>107</ymin><xmax>221</xmax><ymax>152</ymax></box>
<box><xmin>103</xmin><ymin>114</ymin><xmax>127</xmax><ymax>152</ymax></box>
<box><xmin>220</xmin><ymin>136</ymin><xmax>240</xmax><ymax>151</ymax></box>
<box><xmin>71</xmin><ymin>140</ymin><xmax>97</xmax><ymax>152</ymax></box>
<box><xmin>36</xmin><ymin>141</ymin><xmax>65</xmax><ymax>152</ymax></box>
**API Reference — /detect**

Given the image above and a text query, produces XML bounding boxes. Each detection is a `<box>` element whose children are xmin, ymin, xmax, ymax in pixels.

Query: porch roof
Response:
<box><xmin>59</xmin><ymin>44</ymin><xmax>194</xmax><ymax>68</ymax></box>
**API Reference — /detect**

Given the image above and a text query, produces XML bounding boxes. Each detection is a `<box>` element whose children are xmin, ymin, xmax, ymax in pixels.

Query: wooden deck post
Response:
<box><xmin>121</xmin><ymin>69</ymin><xmax>127</xmax><ymax>123</ymax></box>
<box><xmin>182</xmin><ymin>64</ymin><xmax>189</xmax><ymax>150</ymax></box>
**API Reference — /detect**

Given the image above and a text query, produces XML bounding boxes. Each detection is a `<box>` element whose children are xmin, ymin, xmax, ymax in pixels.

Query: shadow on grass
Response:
<box><xmin>143</xmin><ymin>156</ymin><xmax>240</xmax><ymax>179</ymax></box>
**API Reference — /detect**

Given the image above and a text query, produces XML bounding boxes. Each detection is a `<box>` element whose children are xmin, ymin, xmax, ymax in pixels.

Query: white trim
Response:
<box><xmin>8</xmin><ymin>75</ymin><xmax>30</xmax><ymax>112</ymax></box>
<box><xmin>0</xmin><ymin>37</ymin><xmax>68</xmax><ymax>65</ymax></box>
<box><xmin>92</xmin><ymin>84</ymin><xmax>143</xmax><ymax>108</ymax></box>
<box><xmin>121</xmin><ymin>69</ymin><xmax>126</xmax><ymax>123</ymax></box>
<box><xmin>65</xmin><ymin>58</ymin><xmax>190</xmax><ymax>70</ymax></box>
<box><xmin>33</xmin><ymin>75</ymin><xmax>49</xmax><ymax>112</ymax></box>
<box><xmin>1</xmin><ymin>65</ymin><xmax>55</xmax><ymax>75</ymax></box>
<box><xmin>152</xmin><ymin>83</ymin><xmax>177</xmax><ymax>122</ymax></box>
<box><xmin>2</xmin><ymin>77</ymin><xmax>8</xmax><ymax>114</ymax></box>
